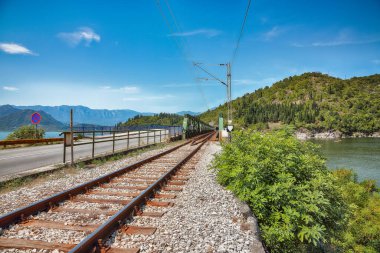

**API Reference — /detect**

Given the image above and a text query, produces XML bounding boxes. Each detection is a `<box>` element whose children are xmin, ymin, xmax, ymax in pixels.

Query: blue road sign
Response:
<box><xmin>31</xmin><ymin>112</ymin><xmax>42</xmax><ymax>124</ymax></box>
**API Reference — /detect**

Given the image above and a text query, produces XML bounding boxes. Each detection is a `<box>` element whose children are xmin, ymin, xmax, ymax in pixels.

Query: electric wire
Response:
<box><xmin>231</xmin><ymin>0</ymin><xmax>252</xmax><ymax>64</ymax></box>
<box><xmin>155</xmin><ymin>0</ymin><xmax>210</xmax><ymax>110</ymax></box>
<box><xmin>163</xmin><ymin>0</ymin><xmax>210</xmax><ymax>110</ymax></box>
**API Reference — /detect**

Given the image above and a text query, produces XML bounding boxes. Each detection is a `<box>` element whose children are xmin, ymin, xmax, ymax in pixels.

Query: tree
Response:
<box><xmin>213</xmin><ymin>129</ymin><xmax>348</xmax><ymax>252</ymax></box>
<box><xmin>6</xmin><ymin>125</ymin><xmax>45</xmax><ymax>140</ymax></box>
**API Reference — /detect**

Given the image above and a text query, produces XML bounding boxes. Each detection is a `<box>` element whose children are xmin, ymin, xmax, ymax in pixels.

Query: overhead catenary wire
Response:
<box><xmin>155</xmin><ymin>0</ymin><xmax>184</xmax><ymax>57</ymax></box>
<box><xmin>231</xmin><ymin>0</ymin><xmax>252</xmax><ymax>64</ymax></box>
<box><xmin>163</xmin><ymin>0</ymin><xmax>210</xmax><ymax>110</ymax></box>
<box><xmin>155</xmin><ymin>0</ymin><xmax>210</xmax><ymax>110</ymax></box>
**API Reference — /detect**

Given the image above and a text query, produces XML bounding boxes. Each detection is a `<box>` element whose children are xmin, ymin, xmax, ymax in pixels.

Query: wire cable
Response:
<box><xmin>164</xmin><ymin>0</ymin><xmax>210</xmax><ymax>109</ymax></box>
<box><xmin>231</xmin><ymin>0</ymin><xmax>252</xmax><ymax>64</ymax></box>
<box><xmin>156</xmin><ymin>0</ymin><xmax>211</xmax><ymax>110</ymax></box>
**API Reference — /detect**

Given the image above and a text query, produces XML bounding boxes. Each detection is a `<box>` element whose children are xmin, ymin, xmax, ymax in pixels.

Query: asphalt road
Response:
<box><xmin>0</xmin><ymin>130</ymin><xmax>170</xmax><ymax>178</ymax></box>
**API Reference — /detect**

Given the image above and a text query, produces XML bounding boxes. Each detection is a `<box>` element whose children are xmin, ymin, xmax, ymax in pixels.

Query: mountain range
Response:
<box><xmin>14</xmin><ymin>105</ymin><xmax>152</xmax><ymax>126</ymax></box>
<box><xmin>0</xmin><ymin>105</ymin><xmax>66</xmax><ymax>131</ymax></box>
<box><xmin>0</xmin><ymin>104</ymin><xmax>200</xmax><ymax>131</ymax></box>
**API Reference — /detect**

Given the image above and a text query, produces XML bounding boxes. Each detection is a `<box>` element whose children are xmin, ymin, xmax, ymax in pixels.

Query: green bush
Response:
<box><xmin>332</xmin><ymin>169</ymin><xmax>380</xmax><ymax>253</ymax></box>
<box><xmin>6</xmin><ymin>125</ymin><xmax>45</xmax><ymax>140</ymax></box>
<box><xmin>213</xmin><ymin>129</ymin><xmax>348</xmax><ymax>252</ymax></box>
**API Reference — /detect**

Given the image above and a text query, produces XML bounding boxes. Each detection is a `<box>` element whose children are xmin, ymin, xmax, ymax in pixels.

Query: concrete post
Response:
<box><xmin>219</xmin><ymin>113</ymin><xmax>224</xmax><ymax>141</ymax></box>
<box><xmin>182</xmin><ymin>117</ymin><xmax>188</xmax><ymax>140</ymax></box>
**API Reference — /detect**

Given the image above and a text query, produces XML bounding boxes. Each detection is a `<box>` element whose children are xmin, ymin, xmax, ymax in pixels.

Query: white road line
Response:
<box><xmin>0</xmin><ymin>150</ymin><xmax>60</xmax><ymax>161</ymax></box>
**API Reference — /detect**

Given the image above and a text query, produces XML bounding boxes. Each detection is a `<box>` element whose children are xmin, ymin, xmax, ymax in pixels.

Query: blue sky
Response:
<box><xmin>0</xmin><ymin>0</ymin><xmax>379</xmax><ymax>113</ymax></box>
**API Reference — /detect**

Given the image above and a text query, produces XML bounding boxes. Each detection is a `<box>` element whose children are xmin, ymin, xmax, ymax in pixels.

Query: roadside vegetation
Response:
<box><xmin>6</xmin><ymin>125</ymin><xmax>45</xmax><ymax>140</ymax></box>
<box><xmin>118</xmin><ymin>113</ymin><xmax>183</xmax><ymax>126</ymax></box>
<box><xmin>201</xmin><ymin>72</ymin><xmax>380</xmax><ymax>135</ymax></box>
<box><xmin>212</xmin><ymin>128</ymin><xmax>380</xmax><ymax>252</ymax></box>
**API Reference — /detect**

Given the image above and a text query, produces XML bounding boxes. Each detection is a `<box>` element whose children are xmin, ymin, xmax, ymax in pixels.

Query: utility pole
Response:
<box><xmin>224</xmin><ymin>63</ymin><xmax>232</xmax><ymax>125</ymax></box>
<box><xmin>193</xmin><ymin>62</ymin><xmax>232</xmax><ymax>125</ymax></box>
<box><xmin>70</xmin><ymin>109</ymin><xmax>74</xmax><ymax>165</ymax></box>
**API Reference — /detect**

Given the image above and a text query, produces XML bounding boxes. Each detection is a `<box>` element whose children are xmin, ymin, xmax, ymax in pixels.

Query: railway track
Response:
<box><xmin>0</xmin><ymin>131</ymin><xmax>214</xmax><ymax>253</ymax></box>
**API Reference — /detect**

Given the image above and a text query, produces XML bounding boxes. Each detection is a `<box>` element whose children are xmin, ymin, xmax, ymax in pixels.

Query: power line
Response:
<box><xmin>231</xmin><ymin>0</ymin><xmax>252</xmax><ymax>64</ymax></box>
<box><xmin>155</xmin><ymin>0</ymin><xmax>210</xmax><ymax>110</ymax></box>
<box><xmin>155</xmin><ymin>0</ymin><xmax>183</xmax><ymax>56</ymax></box>
<box><xmin>193</xmin><ymin>63</ymin><xmax>227</xmax><ymax>86</ymax></box>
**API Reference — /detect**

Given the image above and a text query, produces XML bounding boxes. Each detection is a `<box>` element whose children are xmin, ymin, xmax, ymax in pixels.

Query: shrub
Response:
<box><xmin>6</xmin><ymin>125</ymin><xmax>45</xmax><ymax>140</ymax></box>
<box><xmin>332</xmin><ymin>169</ymin><xmax>380</xmax><ymax>253</ymax></box>
<box><xmin>212</xmin><ymin>129</ymin><xmax>348</xmax><ymax>252</ymax></box>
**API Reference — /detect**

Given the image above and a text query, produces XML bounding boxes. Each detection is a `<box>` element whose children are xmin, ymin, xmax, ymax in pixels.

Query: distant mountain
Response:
<box><xmin>0</xmin><ymin>104</ymin><xmax>19</xmax><ymax>117</ymax></box>
<box><xmin>176</xmin><ymin>111</ymin><xmax>200</xmax><ymax>116</ymax></box>
<box><xmin>14</xmin><ymin>105</ymin><xmax>153</xmax><ymax>126</ymax></box>
<box><xmin>0</xmin><ymin>106</ymin><xmax>66</xmax><ymax>131</ymax></box>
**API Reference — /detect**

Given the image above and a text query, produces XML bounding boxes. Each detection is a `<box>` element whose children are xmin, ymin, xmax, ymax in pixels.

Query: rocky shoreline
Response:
<box><xmin>295</xmin><ymin>129</ymin><xmax>380</xmax><ymax>140</ymax></box>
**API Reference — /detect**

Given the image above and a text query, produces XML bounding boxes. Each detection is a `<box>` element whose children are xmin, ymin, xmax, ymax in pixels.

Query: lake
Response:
<box><xmin>0</xmin><ymin>131</ymin><xmax>62</xmax><ymax>140</ymax></box>
<box><xmin>311</xmin><ymin>138</ymin><xmax>380</xmax><ymax>186</ymax></box>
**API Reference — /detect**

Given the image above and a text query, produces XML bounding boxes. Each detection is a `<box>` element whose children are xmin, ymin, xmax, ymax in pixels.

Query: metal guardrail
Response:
<box><xmin>71</xmin><ymin>124</ymin><xmax>182</xmax><ymax>133</ymax></box>
<box><xmin>0</xmin><ymin>138</ymin><xmax>66</xmax><ymax>148</ymax></box>
<box><xmin>62</xmin><ymin>126</ymin><xmax>183</xmax><ymax>164</ymax></box>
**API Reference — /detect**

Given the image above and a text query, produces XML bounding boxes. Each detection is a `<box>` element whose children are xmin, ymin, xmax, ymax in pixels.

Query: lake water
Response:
<box><xmin>0</xmin><ymin>131</ymin><xmax>62</xmax><ymax>140</ymax></box>
<box><xmin>311</xmin><ymin>138</ymin><xmax>380</xmax><ymax>186</ymax></box>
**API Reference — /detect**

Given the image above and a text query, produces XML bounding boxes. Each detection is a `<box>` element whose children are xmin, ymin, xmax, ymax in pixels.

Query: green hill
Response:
<box><xmin>118</xmin><ymin>113</ymin><xmax>183</xmax><ymax>127</ymax></box>
<box><xmin>0</xmin><ymin>106</ymin><xmax>66</xmax><ymax>131</ymax></box>
<box><xmin>200</xmin><ymin>72</ymin><xmax>380</xmax><ymax>134</ymax></box>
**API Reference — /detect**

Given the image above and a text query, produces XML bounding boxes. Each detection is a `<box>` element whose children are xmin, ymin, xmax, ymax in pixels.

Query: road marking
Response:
<box><xmin>0</xmin><ymin>150</ymin><xmax>60</xmax><ymax>161</ymax></box>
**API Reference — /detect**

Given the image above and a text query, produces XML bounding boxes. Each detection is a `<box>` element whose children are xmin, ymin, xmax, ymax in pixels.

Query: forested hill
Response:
<box><xmin>200</xmin><ymin>72</ymin><xmax>380</xmax><ymax>134</ymax></box>
<box><xmin>118</xmin><ymin>113</ymin><xmax>183</xmax><ymax>127</ymax></box>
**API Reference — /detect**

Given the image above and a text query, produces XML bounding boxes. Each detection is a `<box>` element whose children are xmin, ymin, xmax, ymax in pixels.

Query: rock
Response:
<box><xmin>239</xmin><ymin>201</ymin><xmax>252</xmax><ymax>219</ymax></box>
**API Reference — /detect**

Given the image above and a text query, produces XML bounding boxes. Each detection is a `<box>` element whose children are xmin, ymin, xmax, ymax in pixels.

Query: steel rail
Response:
<box><xmin>0</xmin><ymin>132</ymin><xmax>210</xmax><ymax>229</ymax></box>
<box><xmin>69</xmin><ymin>131</ymin><xmax>214</xmax><ymax>253</ymax></box>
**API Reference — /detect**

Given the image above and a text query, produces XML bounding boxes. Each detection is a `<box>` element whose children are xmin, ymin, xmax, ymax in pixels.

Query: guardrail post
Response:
<box><xmin>138</xmin><ymin>130</ymin><xmax>141</xmax><ymax>147</ymax></box>
<box><xmin>160</xmin><ymin>130</ymin><xmax>162</xmax><ymax>143</ymax></box>
<box><xmin>147</xmin><ymin>130</ymin><xmax>149</xmax><ymax>145</ymax></box>
<box><xmin>127</xmin><ymin>130</ymin><xmax>130</xmax><ymax>149</ymax></box>
<box><xmin>63</xmin><ymin>132</ymin><xmax>66</xmax><ymax>163</ymax></box>
<box><xmin>154</xmin><ymin>130</ymin><xmax>156</xmax><ymax>144</ymax></box>
<box><xmin>112</xmin><ymin>132</ymin><xmax>115</xmax><ymax>154</ymax></box>
<box><xmin>92</xmin><ymin>131</ymin><xmax>95</xmax><ymax>158</ymax></box>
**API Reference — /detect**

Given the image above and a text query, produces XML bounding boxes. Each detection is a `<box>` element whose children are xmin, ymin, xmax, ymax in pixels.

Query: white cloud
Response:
<box><xmin>233</xmin><ymin>79</ymin><xmax>253</xmax><ymax>85</ymax></box>
<box><xmin>3</xmin><ymin>86</ymin><xmax>19</xmax><ymax>91</ymax></box>
<box><xmin>162</xmin><ymin>82</ymin><xmax>218</xmax><ymax>88</ymax></box>
<box><xmin>123</xmin><ymin>94</ymin><xmax>174</xmax><ymax>101</ymax></box>
<box><xmin>120</xmin><ymin>86</ymin><xmax>139</xmax><ymax>93</ymax></box>
<box><xmin>0</xmin><ymin>43</ymin><xmax>36</xmax><ymax>55</ymax></box>
<box><xmin>293</xmin><ymin>29</ymin><xmax>380</xmax><ymax>47</ymax></box>
<box><xmin>162</xmin><ymin>83</ymin><xmax>194</xmax><ymax>88</ymax></box>
<box><xmin>58</xmin><ymin>27</ymin><xmax>101</xmax><ymax>47</ymax></box>
<box><xmin>263</xmin><ymin>26</ymin><xmax>282</xmax><ymax>41</ymax></box>
<box><xmin>259</xmin><ymin>17</ymin><xmax>268</xmax><ymax>24</ymax></box>
<box><xmin>311</xmin><ymin>38</ymin><xmax>380</xmax><ymax>47</ymax></box>
<box><xmin>100</xmin><ymin>85</ymin><xmax>139</xmax><ymax>94</ymax></box>
<box><xmin>169</xmin><ymin>29</ymin><xmax>221</xmax><ymax>38</ymax></box>
<box><xmin>372</xmin><ymin>59</ymin><xmax>380</xmax><ymax>65</ymax></box>
<box><xmin>123</xmin><ymin>97</ymin><xmax>142</xmax><ymax>101</ymax></box>
<box><xmin>233</xmin><ymin>77</ymin><xmax>279</xmax><ymax>86</ymax></box>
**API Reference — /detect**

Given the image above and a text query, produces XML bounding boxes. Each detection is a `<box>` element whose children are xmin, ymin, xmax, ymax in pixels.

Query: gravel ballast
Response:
<box><xmin>0</xmin><ymin>141</ymin><xmax>265</xmax><ymax>252</ymax></box>
<box><xmin>112</xmin><ymin>142</ymin><xmax>265</xmax><ymax>252</ymax></box>
<box><xmin>0</xmin><ymin>143</ymin><xmax>181</xmax><ymax>216</ymax></box>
